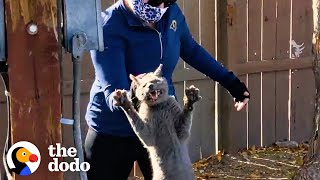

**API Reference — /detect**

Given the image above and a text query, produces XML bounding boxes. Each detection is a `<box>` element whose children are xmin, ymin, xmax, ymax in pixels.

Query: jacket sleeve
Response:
<box><xmin>179</xmin><ymin>16</ymin><xmax>237</xmax><ymax>89</ymax></box>
<box><xmin>90</xmin><ymin>22</ymin><xmax>129</xmax><ymax>112</ymax></box>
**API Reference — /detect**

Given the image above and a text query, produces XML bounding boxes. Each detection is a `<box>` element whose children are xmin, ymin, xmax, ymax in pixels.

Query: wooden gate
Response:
<box><xmin>218</xmin><ymin>0</ymin><xmax>315</xmax><ymax>153</ymax></box>
<box><xmin>172</xmin><ymin>0</ymin><xmax>316</xmax><ymax>155</ymax></box>
<box><xmin>173</xmin><ymin>0</ymin><xmax>316</xmax><ymax>155</ymax></box>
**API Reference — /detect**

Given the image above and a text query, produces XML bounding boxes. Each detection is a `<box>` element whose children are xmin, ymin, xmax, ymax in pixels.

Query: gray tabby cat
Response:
<box><xmin>113</xmin><ymin>64</ymin><xmax>201</xmax><ymax>180</ymax></box>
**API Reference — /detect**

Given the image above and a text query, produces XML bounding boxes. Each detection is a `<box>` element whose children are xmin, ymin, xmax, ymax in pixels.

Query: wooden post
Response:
<box><xmin>4</xmin><ymin>0</ymin><xmax>63</xmax><ymax>179</ymax></box>
<box><xmin>218</xmin><ymin>0</ymin><xmax>248</xmax><ymax>153</ymax></box>
<box><xmin>293</xmin><ymin>0</ymin><xmax>320</xmax><ymax>179</ymax></box>
<box><xmin>308</xmin><ymin>0</ymin><xmax>320</xmax><ymax>160</ymax></box>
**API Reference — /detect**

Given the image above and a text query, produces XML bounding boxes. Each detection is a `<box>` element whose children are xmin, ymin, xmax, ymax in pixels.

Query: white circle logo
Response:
<box><xmin>6</xmin><ymin>141</ymin><xmax>41</xmax><ymax>176</ymax></box>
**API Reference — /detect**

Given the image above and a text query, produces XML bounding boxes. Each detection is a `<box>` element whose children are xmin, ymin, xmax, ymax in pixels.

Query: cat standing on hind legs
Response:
<box><xmin>113</xmin><ymin>64</ymin><xmax>201</xmax><ymax>180</ymax></box>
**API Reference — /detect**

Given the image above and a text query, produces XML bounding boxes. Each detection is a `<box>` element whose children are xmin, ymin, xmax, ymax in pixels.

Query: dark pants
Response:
<box><xmin>84</xmin><ymin>128</ymin><xmax>153</xmax><ymax>180</ymax></box>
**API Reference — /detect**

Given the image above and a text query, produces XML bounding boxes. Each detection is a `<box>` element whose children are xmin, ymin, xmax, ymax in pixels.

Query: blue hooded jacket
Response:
<box><xmin>85</xmin><ymin>0</ymin><xmax>238</xmax><ymax>136</ymax></box>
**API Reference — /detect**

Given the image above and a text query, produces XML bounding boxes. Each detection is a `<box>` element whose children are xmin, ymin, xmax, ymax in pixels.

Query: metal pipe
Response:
<box><xmin>72</xmin><ymin>57</ymin><xmax>87</xmax><ymax>180</ymax></box>
<box><xmin>72</xmin><ymin>33</ymin><xmax>87</xmax><ymax>180</ymax></box>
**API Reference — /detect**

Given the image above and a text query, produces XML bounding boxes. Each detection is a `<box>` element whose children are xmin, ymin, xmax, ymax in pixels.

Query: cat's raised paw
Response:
<box><xmin>113</xmin><ymin>89</ymin><xmax>130</xmax><ymax>107</ymax></box>
<box><xmin>185</xmin><ymin>85</ymin><xmax>202</xmax><ymax>103</ymax></box>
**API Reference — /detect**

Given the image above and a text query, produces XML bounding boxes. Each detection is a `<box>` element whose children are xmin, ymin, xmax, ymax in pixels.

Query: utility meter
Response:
<box><xmin>62</xmin><ymin>0</ymin><xmax>104</xmax><ymax>53</ymax></box>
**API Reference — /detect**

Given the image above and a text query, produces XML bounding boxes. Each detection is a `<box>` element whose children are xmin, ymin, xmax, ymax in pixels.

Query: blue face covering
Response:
<box><xmin>132</xmin><ymin>0</ymin><xmax>168</xmax><ymax>23</ymax></box>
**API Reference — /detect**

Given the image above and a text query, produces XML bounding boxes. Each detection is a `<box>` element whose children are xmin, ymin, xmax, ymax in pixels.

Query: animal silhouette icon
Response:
<box><xmin>290</xmin><ymin>40</ymin><xmax>305</xmax><ymax>58</ymax></box>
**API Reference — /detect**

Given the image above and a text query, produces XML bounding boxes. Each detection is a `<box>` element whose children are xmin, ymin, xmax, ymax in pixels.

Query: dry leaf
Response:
<box><xmin>250</xmin><ymin>145</ymin><xmax>257</xmax><ymax>154</ymax></box>
<box><xmin>216</xmin><ymin>150</ymin><xmax>224</xmax><ymax>162</ymax></box>
<box><xmin>250</xmin><ymin>173</ymin><xmax>260</xmax><ymax>178</ymax></box>
<box><xmin>289</xmin><ymin>160</ymin><xmax>297</xmax><ymax>165</ymax></box>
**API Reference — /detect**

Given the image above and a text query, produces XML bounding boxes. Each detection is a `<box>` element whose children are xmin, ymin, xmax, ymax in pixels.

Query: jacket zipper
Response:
<box><xmin>144</xmin><ymin>25</ymin><xmax>163</xmax><ymax>60</ymax></box>
<box><xmin>153</xmin><ymin>29</ymin><xmax>163</xmax><ymax>60</ymax></box>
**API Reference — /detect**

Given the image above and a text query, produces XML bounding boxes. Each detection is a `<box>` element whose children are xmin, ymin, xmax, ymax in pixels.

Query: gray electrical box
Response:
<box><xmin>62</xmin><ymin>0</ymin><xmax>104</xmax><ymax>52</ymax></box>
<box><xmin>0</xmin><ymin>0</ymin><xmax>5</xmax><ymax>61</ymax></box>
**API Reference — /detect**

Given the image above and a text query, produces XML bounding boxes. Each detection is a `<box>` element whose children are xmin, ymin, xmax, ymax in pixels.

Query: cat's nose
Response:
<box><xmin>148</xmin><ymin>84</ymin><xmax>154</xmax><ymax>90</ymax></box>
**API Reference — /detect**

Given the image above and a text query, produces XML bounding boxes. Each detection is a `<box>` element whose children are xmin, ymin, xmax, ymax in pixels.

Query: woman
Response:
<box><xmin>84</xmin><ymin>0</ymin><xmax>250</xmax><ymax>179</ymax></box>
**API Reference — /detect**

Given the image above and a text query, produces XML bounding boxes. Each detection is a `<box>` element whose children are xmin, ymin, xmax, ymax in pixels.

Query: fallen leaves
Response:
<box><xmin>240</xmin><ymin>151</ymin><xmax>250</xmax><ymax>161</ymax></box>
<box><xmin>249</xmin><ymin>172</ymin><xmax>260</xmax><ymax>179</ymax></box>
<box><xmin>129</xmin><ymin>143</ymin><xmax>309</xmax><ymax>180</ymax></box>
<box><xmin>192</xmin><ymin>143</ymin><xmax>309</xmax><ymax>179</ymax></box>
<box><xmin>216</xmin><ymin>150</ymin><xmax>224</xmax><ymax>162</ymax></box>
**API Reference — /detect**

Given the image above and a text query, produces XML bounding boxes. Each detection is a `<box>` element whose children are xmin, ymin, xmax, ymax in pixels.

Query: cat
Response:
<box><xmin>113</xmin><ymin>64</ymin><xmax>201</xmax><ymax>180</ymax></box>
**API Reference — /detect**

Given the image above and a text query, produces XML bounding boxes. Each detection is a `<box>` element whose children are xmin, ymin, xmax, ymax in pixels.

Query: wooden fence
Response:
<box><xmin>218</xmin><ymin>0</ymin><xmax>315</xmax><ymax>153</ymax></box>
<box><xmin>0</xmin><ymin>0</ymin><xmax>316</xmax><ymax>179</ymax></box>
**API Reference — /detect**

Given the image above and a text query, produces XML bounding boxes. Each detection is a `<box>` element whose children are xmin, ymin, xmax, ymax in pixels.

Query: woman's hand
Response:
<box><xmin>234</xmin><ymin>91</ymin><xmax>249</xmax><ymax>111</ymax></box>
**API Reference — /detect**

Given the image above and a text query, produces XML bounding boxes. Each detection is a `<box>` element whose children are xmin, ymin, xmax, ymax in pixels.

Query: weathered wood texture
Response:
<box><xmin>0</xmin><ymin>102</ymin><xmax>8</xmax><ymax>180</ymax></box>
<box><xmin>292</xmin><ymin>1</ymin><xmax>320</xmax><ymax>179</ymax></box>
<box><xmin>173</xmin><ymin>0</ymin><xmax>218</xmax><ymax>163</ymax></box>
<box><xmin>4</xmin><ymin>0</ymin><xmax>63</xmax><ymax>180</ymax></box>
<box><xmin>261</xmin><ymin>0</ymin><xmax>277</xmax><ymax>147</ymax></box>
<box><xmin>0</xmin><ymin>0</ymin><xmax>317</xmax><ymax>179</ymax></box>
<box><xmin>219</xmin><ymin>0</ymin><xmax>248</xmax><ymax>153</ymax></box>
<box><xmin>219</xmin><ymin>0</ymin><xmax>315</xmax><ymax>153</ymax></box>
<box><xmin>291</xmin><ymin>0</ymin><xmax>314</xmax><ymax>143</ymax></box>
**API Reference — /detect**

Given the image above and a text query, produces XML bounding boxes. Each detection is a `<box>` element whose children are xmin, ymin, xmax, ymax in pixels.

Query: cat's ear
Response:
<box><xmin>130</xmin><ymin>74</ymin><xmax>140</xmax><ymax>85</ymax></box>
<box><xmin>154</xmin><ymin>64</ymin><xmax>163</xmax><ymax>77</ymax></box>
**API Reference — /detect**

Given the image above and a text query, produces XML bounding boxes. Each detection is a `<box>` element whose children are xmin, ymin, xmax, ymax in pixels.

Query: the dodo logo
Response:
<box><xmin>6</xmin><ymin>141</ymin><xmax>41</xmax><ymax>176</ymax></box>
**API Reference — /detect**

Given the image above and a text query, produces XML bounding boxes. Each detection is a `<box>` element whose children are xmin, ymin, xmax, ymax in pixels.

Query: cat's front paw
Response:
<box><xmin>113</xmin><ymin>89</ymin><xmax>131</xmax><ymax>108</ymax></box>
<box><xmin>185</xmin><ymin>85</ymin><xmax>202</xmax><ymax>104</ymax></box>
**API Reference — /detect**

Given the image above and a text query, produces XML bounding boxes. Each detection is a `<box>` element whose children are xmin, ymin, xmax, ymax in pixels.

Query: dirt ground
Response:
<box><xmin>128</xmin><ymin>142</ymin><xmax>309</xmax><ymax>180</ymax></box>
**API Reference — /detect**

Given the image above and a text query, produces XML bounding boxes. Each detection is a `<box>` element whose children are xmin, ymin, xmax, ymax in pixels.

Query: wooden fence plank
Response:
<box><xmin>5</xmin><ymin>0</ymin><xmax>63</xmax><ymax>179</ymax></box>
<box><xmin>62</xmin><ymin>52</ymin><xmax>94</xmax><ymax>82</ymax></box>
<box><xmin>262</xmin><ymin>0</ymin><xmax>277</xmax><ymax>147</ymax></box>
<box><xmin>0</xmin><ymin>102</ymin><xmax>8</xmax><ymax>179</ymax></box>
<box><xmin>290</xmin><ymin>0</ymin><xmax>315</xmax><ymax>142</ymax></box>
<box><xmin>186</xmin><ymin>80</ymin><xmax>214</xmax><ymax>162</ymax></box>
<box><xmin>200</xmin><ymin>0</ymin><xmax>216</xmax><ymax>58</ymax></box>
<box><xmin>183</xmin><ymin>0</ymin><xmax>199</xmax><ymax>69</ymax></box>
<box><xmin>0</xmin><ymin>85</ymin><xmax>5</xmax><ymax>102</ymax></box>
<box><xmin>221</xmin><ymin>0</ymin><xmax>248</xmax><ymax>153</ymax></box>
<box><xmin>248</xmin><ymin>0</ymin><xmax>262</xmax><ymax>148</ymax></box>
<box><xmin>173</xmin><ymin>0</ymin><xmax>184</xmax><ymax>79</ymax></box>
<box><xmin>102</xmin><ymin>0</ymin><xmax>115</xmax><ymax>9</ymax></box>
<box><xmin>178</xmin><ymin>0</ymin><xmax>200</xmax><ymax>162</ymax></box>
<box><xmin>176</xmin><ymin>0</ymin><xmax>184</xmax><ymax>11</ymax></box>
<box><xmin>173</xmin><ymin>82</ymin><xmax>185</xmax><ymax>107</ymax></box>
<box><xmin>275</xmin><ymin>0</ymin><xmax>291</xmax><ymax>141</ymax></box>
<box><xmin>199</xmin><ymin>0</ymin><xmax>217</xmax><ymax>157</ymax></box>
<box><xmin>176</xmin><ymin>0</ymin><xmax>184</xmax><ymax>69</ymax></box>
<box><xmin>233</xmin><ymin>57</ymin><xmax>313</xmax><ymax>75</ymax></box>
